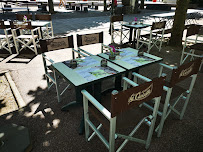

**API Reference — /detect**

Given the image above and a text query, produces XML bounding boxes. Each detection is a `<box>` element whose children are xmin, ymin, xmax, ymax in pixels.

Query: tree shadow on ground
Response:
<box><xmin>0</xmin><ymin>99</ymin><xmax>6</xmax><ymax>110</ymax></box>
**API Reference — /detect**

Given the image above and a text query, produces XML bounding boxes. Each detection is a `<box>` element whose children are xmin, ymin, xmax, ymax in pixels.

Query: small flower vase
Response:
<box><xmin>23</xmin><ymin>16</ymin><xmax>27</xmax><ymax>22</ymax></box>
<box><xmin>109</xmin><ymin>54</ymin><xmax>116</xmax><ymax>60</ymax></box>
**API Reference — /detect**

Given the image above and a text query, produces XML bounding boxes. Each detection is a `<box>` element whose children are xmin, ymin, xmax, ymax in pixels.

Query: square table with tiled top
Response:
<box><xmin>51</xmin><ymin>55</ymin><xmax>125</xmax><ymax>110</ymax></box>
<box><xmin>122</xmin><ymin>23</ymin><xmax>151</xmax><ymax>48</ymax></box>
<box><xmin>97</xmin><ymin>47</ymin><xmax>163</xmax><ymax>71</ymax></box>
<box><xmin>52</xmin><ymin>55</ymin><xmax>125</xmax><ymax>134</ymax></box>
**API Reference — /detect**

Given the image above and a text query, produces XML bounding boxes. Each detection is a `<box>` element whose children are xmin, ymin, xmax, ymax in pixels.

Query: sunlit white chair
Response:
<box><xmin>110</xmin><ymin>15</ymin><xmax>124</xmax><ymax>44</ymax></box>
<box><xmin>136</xmin><ymin>21</ymin><xmax>166</xmax><ymax>53</ymax></box>
<box><xmin>10</xmin><ymin>21</ymin><xmax>41</xmax><ymax>55</ymax></box>
<box><xmin>76</xmin><ymin>31</ymin><xmax>111</xmax><ymax>57</ymax></box>
<box><xmin>35</xmin><ymin>14</ymin><xmax>54</xmax><ymax>39</ymax></box>
<box><xmin>0</xmin><ymin>20</ymin><xmax>13</xmax><ymax>54</ymax></box>
<box><xmin>82</xmin><ymin>75</ymin><xmax>165</xmax><ymax>151</ymax></box>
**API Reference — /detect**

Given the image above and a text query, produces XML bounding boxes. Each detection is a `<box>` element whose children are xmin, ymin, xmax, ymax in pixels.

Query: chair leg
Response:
<box><xmin>14</xmin><ymin>38</ymin><xmax>19</xmax><ymax>54</ymax></box>
<box><xmin>32</xmin><ymin>38</ymin><xmax>38</xmax><ymax>55</ymax></box>
<box><xmin>180</xmin><ymin>75</ymin><xmax>197</xmax><ymax>120</ymax></box>
<box><xmin>157</xmin><ymin>88</ymin><xmax>172</xmax><ymax>137</ymax></box>
<box><xmin>159</xmin><ymin>38</ymin><xmax>163</xmax><ymax>52</ymax></box>
<box><xmin>147</xmin><ymin>43</ymin><xmax>151</xmax><ymax>53</ymax></box>
<box><xmin>109</xmin><ymin>117</ymin><xmax>116</xmax><ymax>152</ymax></box>
<box><xmin>54</xmin><ymin>70</ymin><xmax>61</xmax><ymax>103</ymax></box>
<box><xmin>83</xmin><ymin>96</ymin><xmax>90</xmax><ymax>141</ymax></box>
<box><xmin>145</xmin><ymin>97</ymin><xmax>160</xmax><ymax>149</ymax></box>
<box><xmin>5</xmin><ymin>37</ymin><xmax>12</xmax><ymax>54</ymax></box>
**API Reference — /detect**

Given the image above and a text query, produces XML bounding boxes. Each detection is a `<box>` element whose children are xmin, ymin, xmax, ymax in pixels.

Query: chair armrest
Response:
<box><xmin>73</xmin><ymin>49</ymin><xmax>88</xmax><ymax>57</ymax></box>
<box><xmin>42</xmin><ymin>54</ymin><xmax>54</xmax><ymax>64</ymax></box>
<box><xmin>5</xmin><ymin>28</ymin><xmax>11</xmax><ymax>32</ymax></box>
<box><xmin>32</xmin><ymin>27</ymin><xmax>40</xmax><ymax>32</ymax></box>
<box><xmin>139</xmin><ymin>29</ymin><xmax>151</xmax><ymax>33</ymax></box>
<box><xmin>78</xmin><ymin>48</ymin><xmax>93</xmax><ymax>56</ymax></box>
<box><xmin>132</xmin><ymin>72</ymin><xmax>151</xmax><ymax>82</ymax></box>
<box><xmin>159</xmin><ymin>63</ymin><xmax>177</xmax><ymax>70</ymax></box>
<box><xmin>122</xmin><ymin>77</ymin><xmax>138</xmax><ymax>90</ymax></box>
<box><xmin>81</xmin><ymin>89</ymin><xmax>111</xmax><ymax>120</ymax></box>
<box><xmin>132</xmin><ymin>72</ymin><xmax>169</xmax><ymax>91</ymax></box>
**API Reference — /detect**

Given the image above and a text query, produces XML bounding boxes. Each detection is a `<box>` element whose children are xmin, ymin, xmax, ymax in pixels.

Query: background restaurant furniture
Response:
<box><xmin>0</xmin><ymin>20</ymin><xmax>13</xmax><ymax>54</ymax></box>
<box><xmin>141</xmin><ymin>58</ymin><xmax>202</xmax><ymax>137</ymax></box>
<box><xmin>82</xmin><ymin>75</ymin><xmax>165</xmax><ymax>151</ymax></box>
<box><xmin>39</xmin><ymin>36</ymin><xmax>82</xmax><ymax>103</ymax></box>
<box><xmin>136</xmin><ymin>21</ymin><xmax>166</xmax><ymax>53</ymax></box>
<box><xmin>35</xmin><ymin>14</ymin><xmax>54</xmax><ymax>39</ymax></box>
<box><xmin>180</xmin><ymin>24</ymin><xmax>203</xmax><ymax>70</ymax></box>
<box><xmin>110</xmin><ymin>15</ymin><xmax>124</xmax><ymax>44</ymax></box>
<box><xmin>10</xmin><ymin>21</ymin><xmax>41</xmax><ymax>55</ymax></box>
<box><xmin>15</xmin><ymin>13</ymin><xmax>33</xmax><ymax>21</ymax></box>
<box><xmin>76</xmin><ymin>31</ymin><xmax>110</xmax><ymax>57</ymax></box>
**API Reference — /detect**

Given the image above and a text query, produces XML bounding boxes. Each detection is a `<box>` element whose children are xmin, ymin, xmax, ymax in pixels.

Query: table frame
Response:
<box><xmin>122</xmin><ymin>23</ymin><xmax>151</xmax><ymax>48</ymax></box>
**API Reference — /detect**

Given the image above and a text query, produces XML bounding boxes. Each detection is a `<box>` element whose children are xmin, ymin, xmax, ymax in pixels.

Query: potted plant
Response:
<box><xmin>109</xmin><ymin>45</ymin><xmax>116</xmax><ymax>60</ymax></box>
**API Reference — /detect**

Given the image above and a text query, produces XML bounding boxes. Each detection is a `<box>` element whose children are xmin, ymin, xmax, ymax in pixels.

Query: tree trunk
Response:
<box><xmin>140</xmin><ymin>0</ymin><xmax>144</xmax><ymax>9</ymax></box>
<box><xmin>169</xmin><ymin>0</ymin><xmax>190</xmax><ymax>47</ymax></box>
<box><xmin>104</xmin><ymin>0</ymin><xmax>107</xmax><ymax>11</ymax></box>
<box><xmin>48</xmin><ymin>0</ymin><xmax>55</xmax><ymax>14</ymax></box>
<box><xmin>131</xmin><ymin>0</ymin><xmax>139</xmax><ymax>14</ymax></box>
<box><xmin>122</xmin><ymin>0</ymin><xmax>130</xmax><ymax>6</ymax></box>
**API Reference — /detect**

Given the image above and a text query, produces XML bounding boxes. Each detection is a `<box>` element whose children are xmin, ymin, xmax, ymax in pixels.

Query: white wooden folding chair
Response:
<box><xmin>136</xmin><ymin>21</ymin><xmax>166</xmax><ymax>53</ymax></box>
<box><xmin>10</xmin><ymin>21</ymin><xmax>41</xmax><ymax>55</ymax></box>
<box><xmin>76</xmin><ymin>31</ymin><xmax>111</xmax><ymax>57</ymax></box>
<box><xmin>35</xmin><ymin>14</ymin><xmax>54</xmax><ymax>39</ymax></box>
<box><xmin>180</xmin><ymin>24</ymin><xmax>203</xmax><ymax>70</ymax></box>
<box><xmin>139</xmin><ymin>58</ymin><xmax>202</xmax><ymax>137</ymax></box>
<box><xmin>0</xmin><ymin>20</ymin><xmax>13</xmax><ymax>54</ymax></box>
<box><xmin>82</xmin><ymin>75</ymin><xmax>165</xmax><ymax>151</ymax></box>
<box><xmin>40</xmin><ymin>36</ymin><xmax>87</xmax><ymax>102</ymax></box>
<box><xmin>110</xmin><ymin>15</ymin><xmax>124</xmax><ymax>44</ymax></box>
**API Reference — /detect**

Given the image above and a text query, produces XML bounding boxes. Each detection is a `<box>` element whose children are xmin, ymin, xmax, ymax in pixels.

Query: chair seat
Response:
<box><xmin>140</xmin><ymin>33</ymin><xmax>161</xmax><ymax>39</ymax></box>
<box><xmin>89</xmin><ymin>93</ymin><xmax>152</xmax><ymax>131</ymax></box>
<box><xmin>189</xmin><ymin>43</ymin><xmax>203</xmax><ymax>51</ymax></box>
<box><xmin>41</xmin><ymin>27</ymin><xmax>52</xmax><ymax>30</ymax></box>
<box><xmin>17</xmin><ymin>35</ymin><xmax>38</xmax><ymax>39</ymax></box>
<box><xmin>0</xmin><ymin>34</ymin><xmax>12</xmax><ymax>38</ymax></box>
<box><xmin>161</xmin><ymin>82</ymin><xmax>187</xmax><ymax>104</ymax></box>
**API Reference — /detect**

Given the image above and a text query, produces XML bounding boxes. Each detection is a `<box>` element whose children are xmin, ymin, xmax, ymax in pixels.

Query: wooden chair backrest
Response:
<box><xmin>77</xmin><ymin>32</ymin><xmax>103</xmax><ymax>47</ymax></box>
<box><xmin>16</xmin><ymin>13</ymin><xmax>33</xmax><ymax>21</ymax></box>
<box><xmin>0</xmin><ymin>20</ymin><xmax>6</xmax><ymax>29</ymax></box>
<box><xmin>169</xmin><ymin>58</ymin><xmax>202</xmax><ymax>87</ymax></box>
<box><xmin>110</xmin><ymin>15</ymin><xmax>123</xmax><ymax>23</ymax></box>
<box><xmin>198</xmin><ymin>26</ymin><xmax>203</xmax><ymax>35</ymax></box>
<box><xmin>35</xmin><ymin>14</ymin><xmax>52</xmax><ymax>21</ymax></box>
<box><xmin>111</xmin><ymin>76</ymin><xmax>165</xmax><ymax>118</ymax></box>
<box><xmin>186</xmin><ymin>24</ymin><xmax>201</xmax><ymax>37</ymax></box>
<box><xmin>40</xmin><ymin>35</ymin><xmax>74</xmax><ymax>53</ymax></box>
<box><xmin>10</xmin><ymin>21</ymin><xmax>33</xmax><ymax>29</ymax></box>
<box><xmin>151</xmin><ymin>21</ymin><xmax>166</xmax><ymax>30</ymax></box>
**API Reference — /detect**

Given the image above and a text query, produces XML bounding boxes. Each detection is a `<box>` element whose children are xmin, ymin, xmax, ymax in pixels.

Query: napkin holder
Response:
<box><xmin>101</xmin><ymin>59</ymin><xmax>107</xmax><ymax>67</ymax></box>
<box><xmin>70</xmin><ymin>60</ymin><xmax>77</xmax><ymax>68</ymax></box>
<box><xmin>138</xmin><ymin>50</ymin><xmax>144</xmax><ymax>56</ymax></box>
